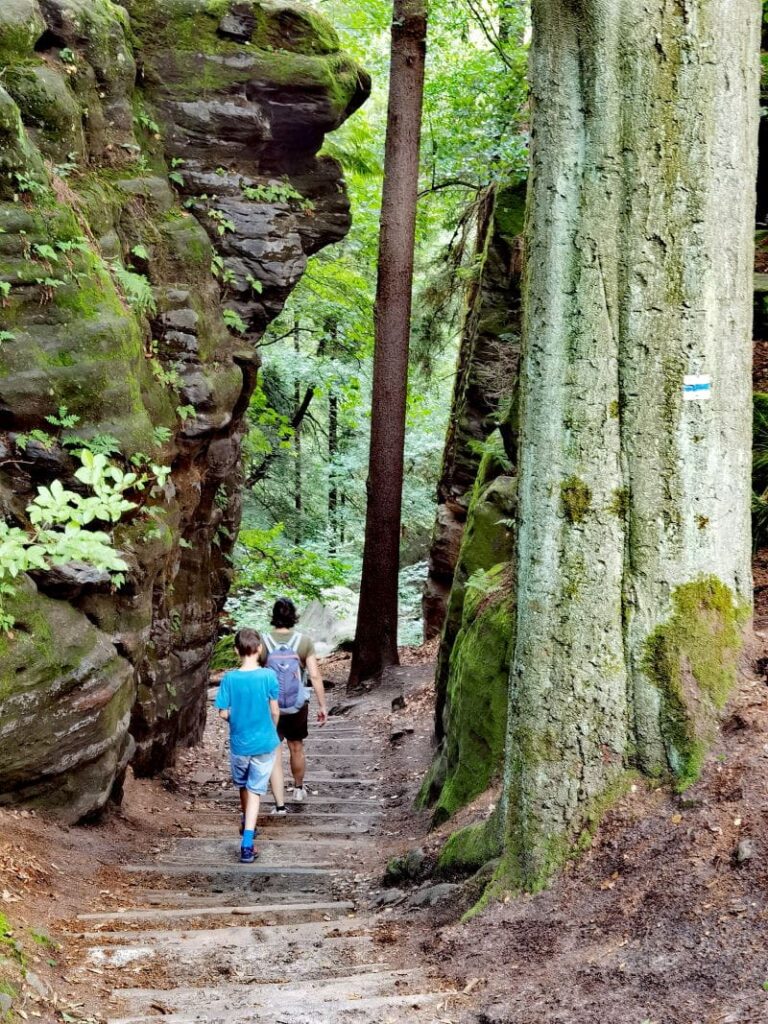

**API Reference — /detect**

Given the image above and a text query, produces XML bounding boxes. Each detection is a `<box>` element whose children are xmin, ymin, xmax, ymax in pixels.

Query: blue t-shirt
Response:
<box><xmin>215</xmin><ymin>668</ymin><xmax>280</xmax><ymax>756</ymax></box>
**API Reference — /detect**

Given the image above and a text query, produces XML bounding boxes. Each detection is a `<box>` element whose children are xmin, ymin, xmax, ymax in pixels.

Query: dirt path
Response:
<box><xmin>63</xmin><ymin>667</ymin><xmax>472</xmax><ymax>1024</ymax></box>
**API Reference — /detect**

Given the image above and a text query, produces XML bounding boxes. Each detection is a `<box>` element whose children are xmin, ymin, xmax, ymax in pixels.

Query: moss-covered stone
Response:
<box><xmin>0</xmin><ymin>0</ymin><xmax>45</xmax><ymax>65</ymax></box>
<box><xmin>421</xmin><ymin>444</ymin><xmax>516</xmax><ymax>819</ymax></box>
<box><xmin>0</xmin><ymin>85</ymin><xmax>46</xmax><ymax>198</ymax></box>
<box><xmin>642</xmin><ymin>576</ymin><xmax>748</xmax><ymax>791</ymax></box>
<box><xmin>430</xmin><ymin>563</ymin><xmax>514</xmax><ymax>825</ymax></box>
<box><xmin>0</xmin><ymin>0</ymin><xmax>368</xmax><ymax>821</ymax></box>
<box><xmin>437</xmin><ymin>810</ymin><xmax>504</xmax><ymax>877</ymax></box>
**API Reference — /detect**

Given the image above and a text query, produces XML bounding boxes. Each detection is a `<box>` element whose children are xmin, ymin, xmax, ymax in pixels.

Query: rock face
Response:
<box><xmin>418</xmin><ymin>451</ymin><xmax>516</xmax><ymax>823</ymax></box>
<box><xmin>0</xmin><ymin>0</ymin><xmax>369</xmax><ymax>820</ymax></box>
<box><xmin>422</xmin><ymin>184</ymin><xmax>524</xmax><ymax>642</ymax></box>
<box><xmin>418</xmin><ymin>185</ymin><xmax>523</xmax><ymax>824</ymax></box>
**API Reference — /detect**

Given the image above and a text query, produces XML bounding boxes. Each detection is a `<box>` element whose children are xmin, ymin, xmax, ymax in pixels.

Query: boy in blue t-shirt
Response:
<box><xmin>215</xmin><ymin>628</ymin><xmax>281</xmax><ymax>863</ymax></box>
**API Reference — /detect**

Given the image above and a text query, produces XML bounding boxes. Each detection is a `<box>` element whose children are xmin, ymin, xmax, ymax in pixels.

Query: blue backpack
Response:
<box><xmin>264</xmin><ymin>632</ymin><xmax>306</xmax><ymax>713</ymax></box>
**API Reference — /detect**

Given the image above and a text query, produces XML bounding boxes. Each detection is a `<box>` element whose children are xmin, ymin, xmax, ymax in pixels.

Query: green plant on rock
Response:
<box><xmin>110</xmin><ymin>263</ymin><xmax>157</xmax><ymax>317</ymax></box>
<box><xmin>242</xmin><ymin>179</ymin><xmax>314</xmax><ymax>212</ymax></box>
<box><xmin>150</xmin><ymin>358</ymin><xmax>183</xmax><ymax>390</ymax></box>
<box><xmin>207</xmin><ymin>208</ymin><xmax>235</xmax><ymax>235</ymax></box>
<box><xmin>223</xmin><ymin>309</ymin><xmax>247</xmax><ymax>334</ymax></box>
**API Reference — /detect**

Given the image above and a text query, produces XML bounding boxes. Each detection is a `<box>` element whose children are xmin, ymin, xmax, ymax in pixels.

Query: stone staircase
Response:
<box><xmin>74</xmin><ymin>703</ymin><xmax>459</xmax><ymax>1023</ymax></box>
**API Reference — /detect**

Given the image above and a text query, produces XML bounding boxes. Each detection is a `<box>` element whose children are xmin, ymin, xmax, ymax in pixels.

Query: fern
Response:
<box><xmin>111</xmin><ymin>264</ymin><xmax>157</xmax><ymax>317</ymax></box>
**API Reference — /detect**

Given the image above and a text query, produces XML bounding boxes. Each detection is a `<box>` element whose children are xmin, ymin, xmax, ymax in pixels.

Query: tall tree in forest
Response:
<box><xmin>492</xmin><ymin>0</ymin><xmax>760</xmax><ymax>890</ymax></box>
<box><xmin>349</xmin><ymin>0</ymin><xmax>428</xmax><ymax>687</ymax></box>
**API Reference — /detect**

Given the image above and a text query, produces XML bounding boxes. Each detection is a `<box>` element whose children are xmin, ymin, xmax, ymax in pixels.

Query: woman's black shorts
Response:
<box><xmin>277</xmin><ymin>703</ymin><xmax>309</xmax><ymax>742</ymax></box>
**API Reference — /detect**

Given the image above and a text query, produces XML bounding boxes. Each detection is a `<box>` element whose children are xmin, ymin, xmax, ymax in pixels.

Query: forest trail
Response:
<box><xmin>71</xmin><ymin>669</ymin><xmax>465</xmax><ymax>1024</ymax></box>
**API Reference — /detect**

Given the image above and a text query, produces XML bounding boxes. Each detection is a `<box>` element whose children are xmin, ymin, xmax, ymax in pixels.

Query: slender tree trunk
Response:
<box><xmin>499</xmin><ymin>0</ymin><xmax>759</xmax><ymax>890</ymax></box>
<box><xmin>293</xmin><ymin>319</ymin><xmax>302</xmax><ymax>543</ymax></box>
<box><xmin>328</xmin><ymin>390</ymin><xmax>338</xmax><ymax>554</ymax></box>
<box><xmin>349</xmin><ymin>0</ymin><xmax>428</xmax><ymax>688</ymax></box>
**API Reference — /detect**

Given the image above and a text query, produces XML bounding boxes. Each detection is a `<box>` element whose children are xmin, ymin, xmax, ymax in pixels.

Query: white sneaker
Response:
<box><xmin>270</xmin><ymin>805</ymin><xmax>287</xmax><ymax>816</ymax></box>
<box><xmin>293</xmin><ymin>787</ymin><xmax>306</xmax><ymax>802</ymax></box>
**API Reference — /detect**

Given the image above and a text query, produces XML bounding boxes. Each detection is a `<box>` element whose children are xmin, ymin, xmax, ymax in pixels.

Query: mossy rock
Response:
<box><xmin>425</xmin><ymin>446</ymin><xmax>516</xmax><ymax>812</ymax></box>
<box><xmin>0</xmin><ymin>86</ymin><xmax>46</xmax><ymax>198</ymax></box>
<box><xmin>437</xmin><ymin>810</ymin><xmax>503</xmax><ymax>877</ymax></box>
<box><xmin>0</xmin><ymin>578</ymin><xmax>135</xmax><ymax>822</ymax></box>
<box><xmin>0</xmin><ymin>0</ymin><xmax>45</xmax><ymax>65</ymax></box>
<box><xmin>430</xmin><ymin>563</ymin><xmax>515</xmax><ymax>824</ymax></box>
<box><xmin>642</xmin><ymin>575</ymin><xmax>748</xmax><ymax>791</ymax></box>
<box><xmin>3</xmin><ymin>64</ymin><xmax>85</xmax><ymax>160</ymax></box>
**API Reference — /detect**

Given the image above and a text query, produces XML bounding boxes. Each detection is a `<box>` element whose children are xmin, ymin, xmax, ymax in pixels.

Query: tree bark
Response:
<box><xmin>328</xmin><ymin>389</ymin><xmax>339</xmax><ymax>554</ymax></box>
<box><xmin>349</xmin><ymin>0</ymin><xmax>428</xmax><ymax>688</ymax></box>
<box><xmin>500</xmin><ymin>0</ymin><xmax>759</xmax><ymax>889</ymax></box>
<box><xmin>293</xmin><ymin>319</ymin><xmax>303</xmax><ymax>542</ymax></box>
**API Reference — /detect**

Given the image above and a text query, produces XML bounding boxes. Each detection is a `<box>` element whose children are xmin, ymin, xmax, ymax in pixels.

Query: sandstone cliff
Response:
<box><xmin>0</xmin><ymin>0</ymin><xmax>369</xmax><ymax>820</ymax></box>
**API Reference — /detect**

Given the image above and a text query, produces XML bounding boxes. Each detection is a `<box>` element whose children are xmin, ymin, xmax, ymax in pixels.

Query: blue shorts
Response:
<box><xmin>230</xmin><ymin>751</ymin><xmax>277</xmax><ymax>795</ymax></box>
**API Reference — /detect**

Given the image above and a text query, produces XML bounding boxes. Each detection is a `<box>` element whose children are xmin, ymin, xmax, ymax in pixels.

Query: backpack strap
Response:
<box><xmin>289</xmin><ymin>632</ymin><xmax>302</xmax><ymax>653</ymax></box>
<box><xmin>263</xmin><ymin>634</ymin><xmax>276</xmax><ymax>654</ymax></box>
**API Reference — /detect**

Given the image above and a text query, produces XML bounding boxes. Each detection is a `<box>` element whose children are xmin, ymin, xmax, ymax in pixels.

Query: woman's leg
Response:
<box><xmin>270</xmin><ymin>744</ymin><xmax>286</xmax><ymax>807</ymax></box>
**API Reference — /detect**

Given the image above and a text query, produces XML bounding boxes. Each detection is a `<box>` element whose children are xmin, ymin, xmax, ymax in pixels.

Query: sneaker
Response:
<box><xmin>270</xmin><ymin>805</ymin><xmax>287</xmax><ymax>816</ymax></box>
<box><xmin>240</xmin><ymin>846</ymin><xmax>256</xmax><ymax>864</ymax></box>
<box><xmin>293</xmin><ymin>787</ymin><xmax>306</xmax><ymax>802</ymax></box>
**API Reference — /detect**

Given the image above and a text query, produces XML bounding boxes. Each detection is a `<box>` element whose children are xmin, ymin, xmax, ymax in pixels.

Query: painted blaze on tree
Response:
<box><xmin>496</xmin><ymin>0</ymin><xmax>759</xmax><ymax>889</ymax></box>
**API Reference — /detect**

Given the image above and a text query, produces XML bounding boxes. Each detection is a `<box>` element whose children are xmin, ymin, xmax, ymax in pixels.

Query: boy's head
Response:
<box><xmin>271</xmin><ymin>598</ymin><xmax>298</xmax><ymax>629</ymax></box>
<box><xmin>235</xmin><ymin>628</ymin><xmax>262</xmax><ymax>658</ymax></box>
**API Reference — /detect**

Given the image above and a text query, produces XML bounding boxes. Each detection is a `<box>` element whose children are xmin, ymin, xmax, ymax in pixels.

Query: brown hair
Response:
<box><xmin>235</xmin><ymin>628</ymin><xmax>262</xmax><ymax>657</ymax></box>
<box><xmin>271</xmin><ymin>598</ymin><xmax>298</xmax><ymax>629</ymax></box>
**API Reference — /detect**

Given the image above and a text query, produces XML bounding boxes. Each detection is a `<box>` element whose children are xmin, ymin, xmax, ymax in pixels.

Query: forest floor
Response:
<box><xmin>2</xmin><ymin>627</ymin><xmax>768</xmax><ymax>1024</ymax></box>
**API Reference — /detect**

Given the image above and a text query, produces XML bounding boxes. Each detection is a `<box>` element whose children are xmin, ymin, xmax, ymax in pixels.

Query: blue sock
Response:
<box><xmin>242</xmin><ymin>829</ymin><xmax>255</xmax><ymax>847</ymax></box>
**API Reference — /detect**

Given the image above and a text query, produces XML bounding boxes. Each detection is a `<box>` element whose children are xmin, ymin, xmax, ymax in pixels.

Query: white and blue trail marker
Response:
<box><xmin>683</xmin><ymin>375</ymin><xmax>712</xmax><ymax>402</ymax></box>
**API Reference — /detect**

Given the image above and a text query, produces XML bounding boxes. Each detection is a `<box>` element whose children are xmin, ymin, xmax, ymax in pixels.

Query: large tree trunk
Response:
<box><xmin>501</xmin><ymin>0</ymin><xmax>758</xmax><ymax>890</ymax></box>
<box><xmin>349</xmin><ymin>0</ymin><xmax>428</xmax><ymax>688</ymax></box>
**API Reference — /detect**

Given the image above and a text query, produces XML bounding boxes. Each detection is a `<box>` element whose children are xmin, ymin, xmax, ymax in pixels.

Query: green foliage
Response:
<box><xmin>242</xmin><ymin>180</ymin><xmax>314</xmax><ymax>211</ymax></box>
<box><xmin>110</xmin><ymin>263</ymin><xmax>157</xmax><ymax>316</ymax></box>
<box><xmin>223</xmin><ymin>309</ymin><xmax>247</xmax><ymax>334</ymax></box>
<box><xmin>150</xmin><ymin>358</ymin><xmax>183</xmax><ymax>390</ymax></box>
<box><xmin>152</xmin><ymin>425</ymin><xmax>173</xmax><ymax>447</ymax></box>
<box><xmin>45</xmin><ymin>405</ymin><xmax>79</xmax><ymax>429</ymax></box>
<box><xmin>210</xmin><ymin>634</ymin><xmax>238</xmax><ymax>671</ymax></box>
<box><xmin>207</xmin><ymin>208</ymin><xmax>235</xmax><ymax>235</ymax></box>
<box><xmin>231</xmin><ymin>525</ymin><xmax>349</xmax><ymax>621</ymax></box>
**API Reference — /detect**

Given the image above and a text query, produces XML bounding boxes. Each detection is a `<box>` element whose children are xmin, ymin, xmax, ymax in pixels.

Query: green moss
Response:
<box><xmin>210</xmin><ymin>634</ymin><xmax>238</xmax><ymax>671</ymax></box>
<box><xmin>608</xmin><ymin>486</ymin><xmax>629</xmax><ymax>519</ymax></box>
<box><xmin>560</xmin><ymin>475</ymin><xmax>592</xmax><ymax>523</ymax></box>
<box><xmin>492</xmin><ymin>180</ymin><xmax>527</xmax><ymax>244</ymax></box>
<box><xmin>431</xmin><ymin>563</ymin><xmax>514</xmax><ymax>824</ymax></box>
<box><xmin>437</xmin><ymin>811</ymin><xmax>503</xmax><ymax>876</ymax></box>
<box><xmin>642</xmin><ymin>576</ymin><xmax>747</xmax><ymax>791</ymax></box>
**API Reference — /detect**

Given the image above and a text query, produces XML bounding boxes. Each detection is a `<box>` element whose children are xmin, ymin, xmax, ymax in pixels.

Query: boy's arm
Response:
<box><xmin>305</xmin><ymin>654</ymin><xmax>328</xmax><ymax>726</ymax></box>
<box><xmin>269</xmin><ymin>698</ymin><xmax>280</xmax><ymax>727</ymax></box>
<box><xmin>214</xmin><ymin>677</ymin><xmax>230</xmax><ymax>721</ymax></box>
